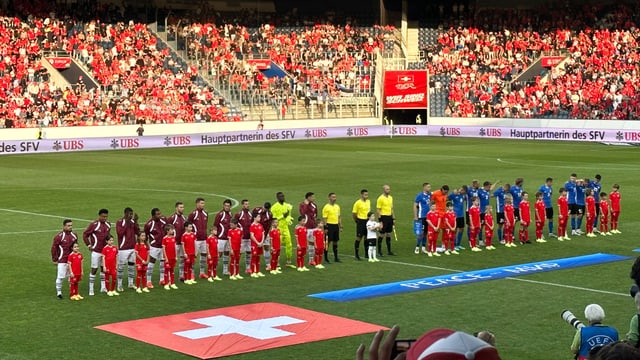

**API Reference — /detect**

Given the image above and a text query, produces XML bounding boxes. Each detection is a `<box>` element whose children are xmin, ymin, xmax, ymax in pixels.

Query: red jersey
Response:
<box><xmin>504</xmin><ymin>204</ymin><xmax>515</xmax><ymax>225</ymax></box>
<box><xmin>295</xmin><ymin>225</ymin><xmax>307</xmax><ymax>247</ymax></box>
<box><xmin>234</xmin><ymin>209</ymin><xmax>253</xmax><ymax>239</ymax></box>
<box><xmin>102</xmin><ymin>244</ymin><xmax>118</xmax><ymax>270</ymax></box>
<box><xmin>558</xmin><ymin>196</ymin><xmax>568</xmax><ymax>217</ymax></box>
<box><xmin>162</xmin><ymin>236</ymin><xmax>177</xmax><ymax>260</ymax></box>
<box><xmin>144</xmin><ymin>217</ymin><xmax>167</xmax><ymax>249</ymax></box>
<box><xmin>610</xmin><ymin>191</ymin><xmax>621</xmax><ymax>211</ymax></box>
<box><xmin>182</xmin><ymin>232</ymin><xmax>196</xmax><ymax>256</ymax></box>
<box><xmin>534</xmin><ymin>200</ymin><xmax>545</xmax><ymax>222</ymax></box>
<box><xmin>586</xmin><ymin>196</ymin><xmax>596</xmax><ymax>217</ymax></box>
<box><xmin>51</xmin><ymin>230</ymin><xmax>78</xmax><ymax>263</ymax></box>
<box><xmin>600</xmin><ymin>201</ymin><xmax>610</xmax><ymax>217</ymax></box>
<box><xmin>426</xmin><ymin>211</ymin><xmax>440</xmax><ymax>232</ymax></box>
<box><xmin>519</xmin><ymin>201</ymin><xmax>530</xmax><ymax>223</ymax></box>
<box><xmin>253</xmin><ymin>207</ymin><xmax>273</xmax><ymax>236</ymax></box>
<box><xmin>68</xmin><ymin>252</ymin><xmax>83</xmax><ymax>276</ymax></box>
<box><xmin>444</xmin><ymin>210</ymin><xmax>456</xmax><ymax>230</ymax></box>
<box><xmin>83</xmin><ymin>220</ymin><xmax>112</xmax><ymax>253</ymax></box>
<box><xmin>214</xmin><ymin>210</ymin><xmax>232</xmax><ymax>240</ymax></box>
<box><xmin>269</xmin><ymin>228</ymin><xmax>281</xmax><ymax>249</ymax></box>
<box><xmin>135</xmin><ymin>243</ymin><xmax>149</xmax><ymax>265</ymax></box>
<box><xmin>250</xmin><ymin>223</ymin><xmax>264</xmax><ymax>245</ymax></box>
<box><xmin>299</xmin><ymin>201</ymin><xmax>318</xmax><ymax>229</ymax></box>
<box><xmin>167</xmin><ymin>212</ymin><xmax>187</xmax><ymax>244</ymax></box>
<box><xmin>484</xmin><ymin>213</ymin><xmax>494</xmax><ymax>230</ymax></box>
<box><xmin>187</xmin><ymin>208</ymin><xmax>209</xmax><ymax>241</ymax></box>
<box><xmin>228</xmin><ymin>228</ymin><xmax>243</xmax><ymax>250</ymax></box>
<box><xmin>313</xmin><ymin>228</ymin><xmax>324</xmax><ymax>250</ymax></box>
<box><xmin>469</xmin><ymin>206</ymin><xmax>481</xmax><ymax>227</ymax></box>
<box><xmin>116</xmin><ymin>217</ymin><xmax>140</xmax><ymax>250</ymax></box>
<box><xmin>206</xmin><ymin>235</ymin><xmax>218</xmax><ymax>257</ymax></box>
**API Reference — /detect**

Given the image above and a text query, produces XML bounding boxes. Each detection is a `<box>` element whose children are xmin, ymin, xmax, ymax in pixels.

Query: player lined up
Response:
<box><xmin>412</xmin><ymin>175</ymin><xmax>622</xmax><ymax>255</ymax></box>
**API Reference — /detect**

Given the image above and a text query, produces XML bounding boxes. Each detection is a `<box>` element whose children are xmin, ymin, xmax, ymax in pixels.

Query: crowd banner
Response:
<box><xmin>383</xmin><ymin>70</ymin><xmax>428</xmax><ymax>109</ymax></box>
<box><xmin>1</xmin><ymin>124</ymin><xmax>639</xmax><ymax>155</ymax></box>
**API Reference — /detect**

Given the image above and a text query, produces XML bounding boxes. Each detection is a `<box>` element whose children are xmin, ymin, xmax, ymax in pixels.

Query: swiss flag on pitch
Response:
<box><xmin>96</xmin><ymin>302</ymin><xmax>386</xmax><ymax>359</ymax></box>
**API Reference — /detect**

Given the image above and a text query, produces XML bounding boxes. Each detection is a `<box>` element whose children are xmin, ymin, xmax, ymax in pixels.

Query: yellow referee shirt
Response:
<box><xmin>352</xmin><ymin>199</ymin><xmax>371</xmax><ymax>220</ymax></box>
<box><xmin>376</xmin><ymin>195</ymin><xmax>393</xmax><ymax>216</ymax></box>
<box><xmin>322</xmin><ymin>203</ymin><xmax>341</xmax><ymax>225</ymax></box>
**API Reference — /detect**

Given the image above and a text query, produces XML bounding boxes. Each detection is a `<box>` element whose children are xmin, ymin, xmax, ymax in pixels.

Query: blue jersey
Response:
<box><xmin>510</xmin><ymin>185</ymin><xmax>523</xmax><ymax>208</ymax></box>
<box><xmin>538</xmin><ymin>184</ymin><xmax>553</xmax><ymax>208</ymax></box>
<box><xmin>478</xmin><ymin>189</ymin><xmax>491</xmax><ymax>212</ymax></box>
<box><xmin>414</xmin><ymin>192</ymin><xmax>431</xmax><ymax>218</ymax></box>
<box><xmin>575</xmin><ymin>184</ymin><xmax>586</xmax><ymax>205</ymax></box>
<box><xmin>493</xmin><ymin>188</ymin><xmax>507</xmax><ymax>213</ymax></box>
<box><xmin>448</xmin><ymin>193</ymin><xmax>465</xmax><ymax>217</ymax></box>
<box><xmin>589</xmin><ymin>180</ymin><xmax>602</xmax><ymax>203</ymax></box>
<box><xmin>565</xmin><ymin>181</ymin><xmax>577</xmax><ymax>205</ymax></box>
<box><xmin>466</xmin><ymin>187</ymin><xmax>480</xmax><ymax>211</ymax></box>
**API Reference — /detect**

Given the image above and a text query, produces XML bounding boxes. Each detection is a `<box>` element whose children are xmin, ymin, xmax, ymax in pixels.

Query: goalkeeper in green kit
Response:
<box><xmin>271</xmin><ymin>192</ymin><xmax>295</xmax><ymax>268</ymax></box>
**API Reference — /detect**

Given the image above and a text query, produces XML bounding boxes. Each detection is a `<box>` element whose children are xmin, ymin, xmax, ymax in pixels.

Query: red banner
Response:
<box><xmin>384</xmin><ymin>70</ymin><xmax>428</xmax><ymax>109</ymax></box>
<box><xmin>541</xmin><ymin>56</ymin><xmax>565</xmax><ymax>67</ymax></box>
<box><xmin>247</xmin><ymin>58</ymin><xmax>271</xmax><ymax>70</ymax></box>
<box><xmin>46</xmin><ymin>57</ymin><xmax>71</xmax><ymax>69</ymax></box>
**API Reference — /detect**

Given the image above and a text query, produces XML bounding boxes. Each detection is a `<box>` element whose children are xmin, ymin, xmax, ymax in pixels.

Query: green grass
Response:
<box><xmin>1</xmin><ymin>137</ymin><xmax>639</xmax><ymax>360</ymax></box>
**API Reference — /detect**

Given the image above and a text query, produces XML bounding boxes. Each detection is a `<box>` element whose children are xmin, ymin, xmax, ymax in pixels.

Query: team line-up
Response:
<box><xmin>50</xmin><ymin>175</ymin><xmax>621</xmax><ymax>300</ymax></box>
<box><xmin>413</xmin><ymin>174</ymin><xmax>622</xmax><ymax>256</ymax></box>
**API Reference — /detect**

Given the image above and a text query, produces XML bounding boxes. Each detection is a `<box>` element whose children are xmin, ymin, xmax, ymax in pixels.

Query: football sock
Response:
<box><xmin>377</xmin><ymin>237</ymin><xmax>382</xmax><ymax>254</ymax></box>
<box><xmin>466</xmin><ymin>227</ymin><xmax>471</xmax><ymax>241</ymax></box>
<box><xmin>200</xmin><ymin>255</ymin><xmax>207</xmax><ymax>275</ymax></box>
<box><xmin>577</xmin><ymin>217</ymin><xmax>582</xmax><ymax>230</ymax></box>
<box><xmin>355</xmin><ymin>240</ymin><xmax>360</xmax><ymax>253</ymax></box>
<box><xmin>333</xmin><ymin>244</ymin><xmax>339</xmax><ymax>260</ymax></box>
<box><xmin>159</xmin><ymin>259</ymin><xmax>165</xmax><ymax>280</ymax></box>
<box><xmin>371</xmin><ymin>246</ymin><xmax>377</xmax><ymax>259</ymax></box>
<box><xmin>548</xmin><ymin>221</ymin><xmax>554</xmax><ymax>234</ymax></box>
<box><xmin>56</xmin><ymin>278</ymin><xmax>63</xmax><ymax>295</ymax></box>
<box><xmin>245</xmin><ymin>252</ymin><xmax>251</xmax><ymax>270</ymax></box>
<box><xmin>308</xmin><ymin>244</ymin><xmax>315</xmax><ymax>264</ymax></box>
<box><xmin>222</xmin><ymin>254</ymin><xmax>229</xmax><ymax>273</ymax></box>
<box><xmin>264</xmin><ymin>249</ymin><xmax>271</xmax><ymax>265</ymax></box>
<box><xmin>324</xmin><ymin>249</ymin><xmax>329</xmax><ymax>261</ymax></box>
<box><xmin>89</xmin><ymin>274</ymin><xmax>95</xmax><ymax>291</ymax></box>
<box><xmin>117</xmin><ymin>265</ymin><xmax>124</xmax><ymax>287</ymax></box>
<box><xmin>127</xmin><ymin>264</ymin><xmax>135</xmax><ymax>286</ymax></box>
<box><xmin>385</xmin><ymin>237</ymin><xmax>391</xmax><ymax>253</ymax></box>
<box><xmin>178</xmin><ymin>258</ymin><xmax>184</xmax><ymax>277</ymax></box>
<box><xmin>363</xmin><ymin>241</ymin><xmax>369</xmax><ymax>257</ymax></box>
<box><xmin>497</xmin><ymin>228</ymin><xmax>503</xmax><ymax>242</ymax></box>
<box><xmin>571</xmin><ymin>218</ymin><xmax>576</xmax><ymax>230</ymax></box>
<box><xmin>99</xmin><ymin>272</ymin><xmax>105</xmax><ymax>290</ymax></box>
<box><xmin>147</xmin><ymin>262</ymin><xmax>155</xmax><ymax>283</ymax></box>
<box><xmin>456</xmin><ymin>232</ymin><xmax>463</xmax><ymax>246</ymax></box>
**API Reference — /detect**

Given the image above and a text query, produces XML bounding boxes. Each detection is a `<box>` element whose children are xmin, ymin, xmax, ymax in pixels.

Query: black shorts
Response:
<box><xmin>578</xmin><ymin>205</ymin><xmax>585</xmax><ymax>216</ymax></box>
<box><xmin>496</xmin><ymin>212</ymin><xmax>505</xmax><ymax>224</ymax></box>
<box><xmin>595</xmin><ymin>203</ymin><xmax>601</xmax><ymax>217</ymax></box>
<box><xmin>356</xmin><ymin>219</ymin><xmax>367</xmax><ymax>238</ymax></box>
<box><xmin>327</xmin><ymin>224</ymin><xmax>340</xmax><ymax>242</ymax></box>
<box><xmin>513</xmin><ymin>208</ymin><xmax>520</xmax><ymax>221</ymax></box>
<box><xmin>480</xmin><ymin>213</ymin><xmax>485</xmax><ymax>224</ymax></box>
<box><xmin>366</xmin><ymin>238</ymin><xmax>376</xmax><ymax>246</ymax></box>
<box><xmin>456</xmin><ymin>217</ymin><xmax>465</xmax><ymax>229</ymax></box>
<box><xmin>465</xmin><ymin>211</ymin><xmax>470</xmax><ymax>226</ymax></box>
<box><xmin>545</xmin><ymin>207</ymin><xmax>554</xmax><ymax>220</ymax></box>
<box><xmin>380</xmin><ymin>215</ymin><xmax>394</xmax><ymax>233</ymax></box>
<box><xmin>569</xmin><ymin>204</ymin><xmax>579</xmax><ymax>215</ymax></box>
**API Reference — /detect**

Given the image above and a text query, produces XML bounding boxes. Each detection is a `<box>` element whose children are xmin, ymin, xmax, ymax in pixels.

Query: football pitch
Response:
<box><xmin>1</xmin><ymin>136</ymin><xmax>639</xmax><ymax>359</ymax></box>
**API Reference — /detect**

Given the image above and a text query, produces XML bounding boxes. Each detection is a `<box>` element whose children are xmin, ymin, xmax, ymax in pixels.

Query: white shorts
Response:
<box><xmin>90</xmin><ymin>251</ymin><xmax>103</xmax><ymax>268</ymax></box>
<box><xmin>241</xmin><ymin>239</ymin><xmax>251</xmax><ymax>252</ymax></box>
<box><xmin>196</xmin><ymin>240</ymin><xmax>207</xmax><ymax>254</ymax></box>
<box><xmin>57</xmin><ymin>263</ymin><xmax>69</xmax><ymax>279</ymax></box>
<box><xmin>148</xmin><ymin>246</ymin><xmax>164</xmax><ymax>261</ymax></box>
<box><xmin>118</xmin><ymin>249</ymin><xmax>136</xmax><ymax>265</ymax></box>
<box><xmin>307</xmin><ymin>229</ymin><xmax>315</xmax><ymax>246</ymax></box>
<box><xmin>175</xmin><ymin>244</ymin><xmax>184</xmax><ymax>258</ymax></box>
<box><xmin>217</xmin><ymin>239</ymin><xmax>229</xmax><ymax>253</ymax></box>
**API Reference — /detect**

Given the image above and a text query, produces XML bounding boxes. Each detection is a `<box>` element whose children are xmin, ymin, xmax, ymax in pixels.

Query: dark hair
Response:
<box><xmin>151</xmin><ymin>207</ymin><xmax>160</xmax><ymax>216</ymax></box>
<box><xmin>328</xmin><ymin>192</ymin><xmax>335</xmax><ymax>197</ymax></box>
<box><xmin>546</xmin><ymin>177</ymin><xmax>553</xmax><ymax>182</ymax></box>
<box><xmin>184</xmin><ymin>221</ymin><xmax>192</xmax><ymax>228</ymax></box>
<box><xmin>422</xmin><ymin>182</ymin><xmax>430</xmax><ymax>187</ymax></box>
<box><xmin>630</xmin><ymin>257</ymin><xmax>640</xmax><ymax>286</ymax></box>
<box><xmin>442</xmin><ymin>185</ymin><xmax>450</xmax><ymax>191</ymax></box>
<box><xmin>361</xmin><ymin>189</ymin><xmax>368</xmax><ymax>194</ymax></box>
<box><xmin>175</xmin><ymin>201</ymin><xmax>183</xmax><ymax>208</ymax></box>
<box><xmin>483</xmin><ymin>181</ymin><xmax>490</xmax><ymax>187</ymax></box>
<box><xmin>163</xmin><ymin>224</ymin><xmax>175</xmax><ymax>233</ymax></box>
<box><xmin>559</xmin><ymin>187</ymin><xmax>566</xmax><ymax>192</ymax></box>
<box><xmin>571</xmin><ymin>173</ymin><xmax>577</xmax><ymax>177</ymax></box>
<box><xmin>515</xmin><ymin>177</ymin><xmax>524</xmax><ymax>186</ymax></box>
<box><xmin>263</xmin><ymin>202</ymin><xmax>271</xmax><ymax>209</ymax></box>
<box><xmin>298</xmin><ymin>215</ymin><xmax>305</xmax><ymax>221</ymax></box>
<box><xmin>63</xmin><ymin>219</ymin><xmax>72</xmax><ymax>226</ymax></box>
<box><xmin>276</xmin><ymin>192</ymin><xmax>284</xmax><ymax>197</ymax></box>
<box><xmin>305</xmin><ymin>192</ymin><xmax>314</xmax><ymax>199</ymax></box>
<box><xmin>195</xmin><ymin>197</ymin><xmax>205</xmax><ymax>203</ymax></box>
<box><xmin>98</xmin><ymin>208</ymin><xmax>109</xmax><ymax>215</ymax></box>
<box><xmin>124</xmin><ymin>207</ymin><xmax>133</xmax><ymax>214</ymax></box>
<box><xmin>446</xmin><ymin>201</ymin><xmax>453</xmax><ymax>207</ymax></box>
<box><xmin>223</xmin><ymin>199</ymin><xmax>232</xmax><ymax>205</ymax></box>
<box><xmin>595</xmin><ymin>174</ymin><xmax>602</xmax><ymax>180</ymax></box>
<box><xmin>241</xmin><ymin>199</ymin><xmax>249</xmax><ymax>204</ymax></box>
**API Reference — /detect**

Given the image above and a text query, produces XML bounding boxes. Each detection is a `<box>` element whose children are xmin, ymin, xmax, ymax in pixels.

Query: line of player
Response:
<box><xmin>412</xmin><ymin>174</ymin><xmax>622</xmax><ymax>256</ymax></box>
<box><xmin>50</xmin><ymin>193</ymin><xmax>346</xmax><ymax>300</ymax></box>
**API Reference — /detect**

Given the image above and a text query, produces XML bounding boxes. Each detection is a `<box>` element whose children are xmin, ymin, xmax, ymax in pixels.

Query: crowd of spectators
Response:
<box><xmin>423</xmin><ymin>3</ymin><xmax>640</xmax><ymax>119</ymax></box>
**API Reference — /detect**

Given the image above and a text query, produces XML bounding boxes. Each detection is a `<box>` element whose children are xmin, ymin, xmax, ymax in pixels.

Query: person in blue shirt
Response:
<box><xmin>510</xmin><ymin>177</ymin><xmax>524</xmax><ymax>221</ymax></box>
<box><xmin>413</xmin><ymin>183</ymin><xmax>431</xmax><ymax>254</ymax></box>
<box><xmin>477</xmin><ymin>180</ymin><xmax>498</xmax><ymax>245</ymax></box>
<box><xmin>575</xmin><ymin>178</ymin><xmax>587</xmax><ymax>235</ymax></box>
<box><xmin>570</xmin><ymin>304</ymin><xmax>618</xmax><ymax>359</ymax></box>
<box><xmin>465</xmin><ymin>180</ymin><xmax>481</xmax><ymax>243</ymax></box>
<box><xmin>448</xmin><ymin>186</ymin><xmax>467</xmax><ymax>250</ymax></box>
<box><xmin>589</xmin><ymin>174</ymin><xmax>602</xmax><ymax>232</ymax></box>
<box><xmin>493</xmin><ymin>183</ymin><xmax>511</xmax><ymax>244</ymax></box>
<box><xmin>564</xmin><ymin>174</ymin><xmax>578</xmax><ymax>235</ymax></box>
<box><xmin>537</xmin><ymin>177</ymin><xmax>555</xmax><ymax>238</ymax></box>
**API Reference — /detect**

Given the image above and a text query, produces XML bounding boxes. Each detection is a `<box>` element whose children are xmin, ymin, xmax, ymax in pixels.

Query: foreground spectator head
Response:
<box><xmin>589</xmin><ymin>341</ymin><xmax>640</xmax><ymax>360</ymax></box>
<box><xmin>406</xmin><ymin>328</ymin><xmax>501</xmax><ymax>360</ymax></box>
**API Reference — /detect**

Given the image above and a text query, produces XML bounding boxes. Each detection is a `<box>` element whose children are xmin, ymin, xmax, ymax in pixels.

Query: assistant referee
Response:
<box><xmin>322</xmin><ymin>192</ymin><xmax>342</xmax><ymax>263</ymax></box>
<box><xmin>376</xmin><ymin>184</ymin><xmax>395</xmax><ymax>256</ymax></box>
<box><xmin>352</xmin><ymin>189</ymin><xmax>370</xmax><ymax>260</ymax></box>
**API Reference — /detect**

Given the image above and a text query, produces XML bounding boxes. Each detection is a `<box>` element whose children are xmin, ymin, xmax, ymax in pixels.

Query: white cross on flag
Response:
<box><xmin>96</xmin><ymin>302</ymin><xmax>386</xmax><ymax>359</ymax></box>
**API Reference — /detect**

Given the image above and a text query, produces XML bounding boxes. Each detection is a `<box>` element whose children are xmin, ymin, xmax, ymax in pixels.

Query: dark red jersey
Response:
<box><xmin>234</xmin><ymin>209</ymin><xmax>253</xmax><ymax>239</ymax></box>
<box><xmin>51</xmin><ymin>230</ymin><xmax>77</xmax><ymax>263</ymax></box>
<box><xmin>167</xmin><ymin>212</ymin><xmax>187</xmax><ymax>244</ymax></box>
<box><xmin>187</xmin><ymin>208</ymin><xmax>208</xmax><ymax>241</ymax></box>
<box><xmin>214</xmin><ymin>210</ymin><xmax>232</xmax><ymax>240</ymax></box>
<box><xmin>83</xmin><ymin>220</ymin><xmax>111</xmax><ymax>253</ymax></box>
<box><xmin>299</xmin><ymin>201</ymin><xmax>318</xmax><ymax>229</ymax></box>
<box><xmin>116</xmin><ymin>217</ymin><xmax>139</xmax><ymax>251</ymax></box>
<box><xmin>144</xmin><ymin>217</ymin><xmax>167</xmax><ymax>249</ymax></box>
